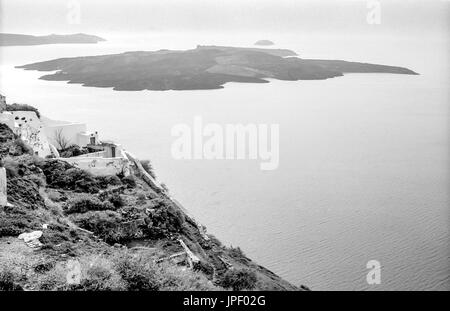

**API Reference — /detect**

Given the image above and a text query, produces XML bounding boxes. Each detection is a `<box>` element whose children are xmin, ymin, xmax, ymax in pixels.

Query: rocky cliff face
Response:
<box><xmin>0</xmin><ymin>120</ymin><xmax>305</xmax><ymax>291</ymax></box>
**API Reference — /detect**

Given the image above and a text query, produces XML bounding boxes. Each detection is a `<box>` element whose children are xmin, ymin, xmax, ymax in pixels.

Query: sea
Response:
<box><xmin>0</xmin><ymin>31</ymin><xmax>448</xmax><ymax>290</ymax></box>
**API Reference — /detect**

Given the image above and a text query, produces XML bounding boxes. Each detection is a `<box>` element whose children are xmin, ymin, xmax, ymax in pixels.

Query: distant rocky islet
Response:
<box><xmin>255</xmin><ymin>40</ymin><xmax>275</xmax><ymax>46</ymax></box>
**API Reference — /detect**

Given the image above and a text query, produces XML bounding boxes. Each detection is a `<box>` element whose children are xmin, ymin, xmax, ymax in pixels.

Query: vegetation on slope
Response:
<box><xmin>0</xmin><ymin>122</ymin><xmax>304</xmax><ymax>291</ymax></box>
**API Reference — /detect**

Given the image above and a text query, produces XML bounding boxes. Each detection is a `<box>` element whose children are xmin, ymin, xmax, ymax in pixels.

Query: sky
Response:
<box><xmin>0</xmin><ymin>0</ymin><xmax>448</xmax><ymax>36</ymax></box>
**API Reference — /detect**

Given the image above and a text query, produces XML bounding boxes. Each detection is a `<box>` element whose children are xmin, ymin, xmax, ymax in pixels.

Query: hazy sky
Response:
<box><xmin>0</xmin><ymin>0</ymin><xmax>448</xmax><ymax>36</ymax></box>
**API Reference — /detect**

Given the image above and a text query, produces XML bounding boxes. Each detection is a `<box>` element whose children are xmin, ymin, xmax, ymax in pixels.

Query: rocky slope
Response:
<box><xmin>0</xmin><ymin>122</ymin><xmax>305</xmax><ymax>291</ymax></box>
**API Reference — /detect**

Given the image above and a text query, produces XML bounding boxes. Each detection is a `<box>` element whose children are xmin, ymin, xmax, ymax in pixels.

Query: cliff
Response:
<box><xmin>0</xmin><ymin>107</ymin><xmax>305</xmax><ymax>291</ymax></box>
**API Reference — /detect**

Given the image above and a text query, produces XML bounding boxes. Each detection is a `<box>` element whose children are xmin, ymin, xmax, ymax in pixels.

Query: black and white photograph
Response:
<box><xmin>0</xmin><ymin>0</ymin><xmax>448</xmax><ymax>301</ymax></box>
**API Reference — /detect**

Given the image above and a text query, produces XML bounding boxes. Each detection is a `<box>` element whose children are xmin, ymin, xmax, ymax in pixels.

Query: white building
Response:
<box><xmin>61</xmin><ymin>140</ymin><xmax>130</xmax><ymax>176</ymax></box>
<box><xmin>1</xmin><ymin>110</ymin><xmax>54</xmax><ymax>157</ymax></box>
<box><xmin>43</xmin><ymin>120</ymin><xmax>99</xmax><ymax>150</ymax></box>
<box><xmin>0</xmin><ymin>95</ymin><xmax>130</xmax><ymax>177</ymax></box>
<box><xmin>0</xmin><ymin>106</ymin><xmax>98</xmax><ymax>158</ymax></box>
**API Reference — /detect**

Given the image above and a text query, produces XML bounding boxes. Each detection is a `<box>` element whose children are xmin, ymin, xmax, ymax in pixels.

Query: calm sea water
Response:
<box><xmin>0</xmin><ymin>32</ymin><xmax>448</xmax><ymax>290</ymax></box>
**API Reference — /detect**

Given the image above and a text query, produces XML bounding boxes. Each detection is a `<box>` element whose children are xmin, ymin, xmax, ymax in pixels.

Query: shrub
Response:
<box><xmin>77</xmin><ymin>266</ymin><xmax>122</xmax><ymax>291</ymax></box>
<box><xmin>37</xmin><ymin>256</ymin><xmax>126</xmax><ymax>291</ymax></box>
<box><xmin>39</xmin><ymin>160</ymin><xmax>105</xmax><ymax>193</ymax></box>
<box><xmin>47</xmin><ymin>191</ymin><xmax>65</xmax><ymax>202</ymax></box>
<box><xmin>114</xmin><ymin>253</ymin><xmax>160</xmax><ymax>291</ymax></box>
<box><xmin>0</xmin><ymin>123</ymin><xmax>16</xmax><ymax>144</ymax></box>
<box><xmin>113</xmin><ymin>253</ymin><xmax>216</xmax><ymax>291</ymax></box>
<box><xmin>122</xmin><ymin>175</ymin><xmax>137</xmax><ymax>188</ymax></box>
<box><xmin>1</xmin><ymin>157</ymin><xmax>19</xmax><ymax>178</ymax></box>
<box><xmin>208</xmin><ymin>234</ymin><xmax>224</xmax><ymax>248</ymax></box>
<box><xmin>106</xmin><ymin>193</ymin><xmax>125</xmax><ymax>209</ymax></box>
<box><xmin>160</xmin><ymin>183</ymin><xmax>169</xmax><ymax>193</ymax></box>
<box><xmin>228</xmin><ymin>246</ymin><xmax>246</xmax><ymax>258</ymax></box>
<box><xmin>140</xmin><ymin>160</ymin><xmax>156</xmax><ymax>179</ymax></box>
<box><xmin>136</xmin><ymin>191</ymin><xmax>147</xmax><ymax>202</ymax></box>
<box><xmin>0</xmin><ymin>125</ymin><xmax>31</xmax><ymax>158</ymax></box>
<box><xmin>34</xmin><ymin>262</ymin><xmax>56</xmax><ymax>274</ymax></box>
<box><xmin>31</xmin><ymin>155</ymin><xmax>46</xmax><ymax>167</ymax></box>
<box><xmin>158</xmin><ymin>266</ymin><xmax>217</xmax><ymax>291</ymax></box>
<box><xmin>58</xmin><ymin>144</ymin><xmax>88</xmax><ymax>158</ymax></box>
<box><xmin>65</xmin><ymin>194</ymin><xmax>115</xmax><ymax>214</ymax></box>
<box><xmin>143</xmin><ymin>199</ymin><xmax>185</xmax><ymax>238</ymax></box>
<box><xmin>76</xmin><ymin>257</ymin><xmax>126</xmax><ymax>291</ymax></box>
<box><xmin>0</xmin><ymin>269</ymin><xmax>23</xmax><ymax>291</ymax></box>
<box><xmin>6</xmin><ymin>177</ymin><xmax>45</xmax><ymax>210</ymax></box>
<box><xmin>0</xmin><ymin>207</ymin><xmax>43</xmax><ymax>237</ymax></box>
<box><xmin>96</xmin><ymin>175</ymin><xmax>122</xmax><ymax>187</ymax></box>
<box><xmin>38</xmin><ymin>159</ymin><xmax>120</xmax><ymax>193</ymax></box>
<box><xmin>70</xmin><ymin>211</ymin><xmax>127</xmax><ymax>244</ymax></box>
<box><xmin>67</xmin><ymin>168</ymin><xmax>101</xmax><ymax>193</ymax></box>
<box><xmin>27</xmin><ymin>174</ymin><xmax>46</xmax><ymax>187</ymax></box>
<box><xmin>36</xmin><ymin>264</ymin><xmax>69</xmax><ymax>290</ymax></box>
<box><xmin>5</xmin><ymin>103</ymin><xmax>41</xmax><ymax>118</ymax></box>
<box><xmin>193</xmin><ymin>260</ymin><xmax>215</xmax><ymax>278</ymax></box>
<box><xmin>79</xmin><ymin>265</ymin><xmax>114</xmax><ymax>290</ymax></box>
<box><xmin>39</xmin><ymin>225</ymin><xmax>80</xmax><ymax>248</ymax></box>
<box><xmin>44</xmin><ymin>198</ymin><xmax>64</xmax><ymax>217</ymax></box>
<box><xmin>220</xmin><ymin>268</ymin><xmax>258</xmax><ymax>291</ymax></box>
<box><xmin>10</xmin><ymin>138</ymin><xmax>34</xmax><ymax>156</ymax></box>
<box><xmin>1</xmin><ymin>155</ymin><xmax>44</xmax><ymax>181</ymax></box>
<box><xmin>15</xmin><ymin>138</ymin><xmax>34</xmax><ymax>154</ymax></box>
<box><xmin>12</xmin><ymin>154</ymin><xmax>45</xmax><ymax>171</ymax></box>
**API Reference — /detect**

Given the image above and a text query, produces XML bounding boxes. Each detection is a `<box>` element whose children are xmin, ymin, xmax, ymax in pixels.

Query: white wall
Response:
<box><xmin>0</xmin><ymin>167</ymin><xmax>7</xmax><ymax>207</ymax></box>
<box><xmin>45</xmin><ymin>123</ymin><xmax>87</xmax><ymax>149</ymax></box>
<box><xmin>8</xmin><ymin>110</ymin><xmax>41</xmax><ymax>128</ymax></box>
<box><xmin>102</xmin><ymin>143</ymin><xmax>124</xmax><ymax>158</ymax></box>
<box><xmin>58</xmin><ymin>157</ymin><xmax>130</xmax><ymax>176</ymax></box>
<box><xmin>77</xmin><ymin>132</ymin><xmax>98</xmax><ymax>147</ymax></box>
<box><xmin>4</xmin><ymin>111</ymin><xmax>53</xmax><ymax>157</ymax></box>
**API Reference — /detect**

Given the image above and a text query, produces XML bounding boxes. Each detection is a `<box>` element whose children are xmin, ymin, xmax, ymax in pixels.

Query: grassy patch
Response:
<box><xmin>65</xmin><ymin>194</ymin><xmax>115</xmax><ymax>214</ymax></box>
<box><xmin>0</xmin><ymin>268</ymin><xmax>24</xmax><ymax>291</ymax></box>
<box><xmin>220</xmin><ymin>268</ymin><xmax>258</xmax><ymax>291</ymax></box>
<box><xmin>39</xmin><ymin>160</ymin><xmax>107</xmax><ymax>193</ymax></box>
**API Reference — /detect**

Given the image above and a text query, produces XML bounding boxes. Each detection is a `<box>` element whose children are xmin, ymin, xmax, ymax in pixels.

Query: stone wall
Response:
<box><xmin>58</xmin><ymin>156</ymin><xmax>131</xmax><ymax>176</ymax></box>
<box><xmin>72</xmin><ymin>150</ymin><xmax>107</xmax><ymax>158</ymax></box>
